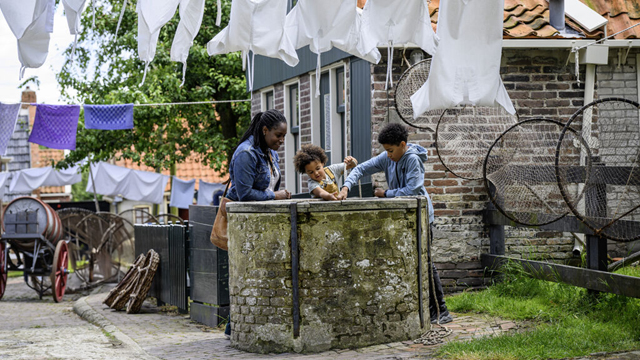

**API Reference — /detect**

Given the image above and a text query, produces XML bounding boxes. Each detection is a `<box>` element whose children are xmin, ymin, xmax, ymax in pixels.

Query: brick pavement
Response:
<box><xmin>78</xmin><ymin>285</ymin><xmax>530</xmax><ymax>360</ymax></box>
<box><xmin>0</xmin><ymin>277</ymin><xmax>144</xmax><ymax>360</ymax></box>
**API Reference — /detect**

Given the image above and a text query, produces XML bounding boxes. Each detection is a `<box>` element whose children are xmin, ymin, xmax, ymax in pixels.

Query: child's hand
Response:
<box><xmin>344</xmin><ymin>156</ymin><xmax>358</xmax><ymax>170</ymax></box>
<box><xmin>374</xmin><ymin>188</ymin><xmax>386</xmax><ymax>198</ymax></box>
<box><xmin>322</xmin><ymin>192</ymin><xmax>338</xmax><ymax>201</ymax></box>
<box><xmin>337</xmin><ymin>187</ymin><xmax>349</xmax><ymax>200</ymax></box>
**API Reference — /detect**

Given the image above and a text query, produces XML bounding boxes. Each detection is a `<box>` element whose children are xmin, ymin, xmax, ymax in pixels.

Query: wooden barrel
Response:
<box><xmin>2</xmin><ymin>197</ymin><xmax>63</xmax><ymax>244</ymax></box>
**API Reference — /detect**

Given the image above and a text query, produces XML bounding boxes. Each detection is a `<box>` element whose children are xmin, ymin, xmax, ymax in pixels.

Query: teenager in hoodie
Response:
<box><xmin>336</xmin><ymin>123</ymin><xmax>453</xmax><ymax>324</ymax></box>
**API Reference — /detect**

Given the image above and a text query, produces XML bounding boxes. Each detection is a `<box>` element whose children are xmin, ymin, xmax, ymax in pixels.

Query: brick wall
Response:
<box><xmin>250</xmin><ymin>47</ymin><xmax>640</xmax><ymax>293</ymax></box>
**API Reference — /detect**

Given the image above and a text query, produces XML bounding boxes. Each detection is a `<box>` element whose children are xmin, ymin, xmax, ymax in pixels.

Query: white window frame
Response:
<box><xmin>261</xmin><ymin>87</ymin><xmax>275</xmax><ymax>111</ymax></box>
<box><xmin>284</xmin><ymin>78</ymin><xmax>302</xmax><ymax>194</ymax></box>
<box><xmin>311</xmin><ymin>62</ymin><xmax>348</xmax><ymax>167</ymax></box>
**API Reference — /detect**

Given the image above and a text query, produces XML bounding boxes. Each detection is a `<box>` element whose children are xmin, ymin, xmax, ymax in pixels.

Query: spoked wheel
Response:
<box><xmin>50</xmin><ymin>241</ymin><xmax>69</xmax><ymax>303</ymax></box>
<box><xmin>0</xmin><ymin>242</ymin><xmax>6</xmax><ymax>300</ymax></box>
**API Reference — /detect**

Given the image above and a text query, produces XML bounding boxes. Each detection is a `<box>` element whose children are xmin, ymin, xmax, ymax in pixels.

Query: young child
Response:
<box><xmin>293</xmin><ymin>144</ymin><xmax>358</xmax><ymax>201</ymax></box>
<box><xmin>336</xmin><ymin>123</ymin><xmax>452</xmax><ymax>324</ymax></box>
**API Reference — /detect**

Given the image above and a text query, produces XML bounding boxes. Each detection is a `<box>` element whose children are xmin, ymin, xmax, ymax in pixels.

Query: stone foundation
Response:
<box><xmin>226</xmin><ymin>198</ymin><xmax>430</xmax><ymax>354</ymax></box>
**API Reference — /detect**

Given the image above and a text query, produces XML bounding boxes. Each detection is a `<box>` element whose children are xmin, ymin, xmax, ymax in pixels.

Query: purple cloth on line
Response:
<box><xmin>28</xmin><ymin>104</ymin><xmax>80</xmax><ymax>150</ymax></box>
<box><xmin>0</xmin><ymin>103</ymin><xmax>21</xmax><ymax>156</ymax></box>
<box><xmin>84</xmin><ymin>104</ymin><xmax>134</xmax><ymax>130</ymax></box>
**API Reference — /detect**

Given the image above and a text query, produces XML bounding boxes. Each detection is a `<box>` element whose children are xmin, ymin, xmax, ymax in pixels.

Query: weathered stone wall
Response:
<box><xmin>226</xmin><ymin>198</ymin><xmax>430</xmax><ymax>354</ymax></box>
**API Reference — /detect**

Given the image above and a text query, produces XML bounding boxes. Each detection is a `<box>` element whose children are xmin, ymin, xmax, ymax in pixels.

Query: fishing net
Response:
<box><xmin>437</xmin><ymin>105</ymin><xmax>519</xmax><ymax>180</ymax></box>
<box><xmin>484</xmin><ymin>118</ymin><xmax>573</xmax><ymax>226</ymax></box>
<box><xmin>556</xmin><ymin>98</ymin><xmax>640</xmax><ymax>242</ymax></box>
<box><xmin>394</xmin><ymin>58</ymin><xmax>443</xmax><ymax>131</ymax></box>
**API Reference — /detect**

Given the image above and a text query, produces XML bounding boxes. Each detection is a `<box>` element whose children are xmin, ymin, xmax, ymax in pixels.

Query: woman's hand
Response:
<box><xmin>374</xmin><ymin>188</ymin><xmax>386</xmax><ymax>198</ymax></box>
<box><xmin>344</xmin><ymin>156</ymin><xmax>358</xmax><ymax>170</ymax></box>
<box><xmin>336</xmin><ymin>187</ymin><xmax>349</xmax><ymax>200</ymax></box>
<box><xmin>274</xmin><ymin>190</ymin><xmax>291</xmax><ymax>200</ymax></box>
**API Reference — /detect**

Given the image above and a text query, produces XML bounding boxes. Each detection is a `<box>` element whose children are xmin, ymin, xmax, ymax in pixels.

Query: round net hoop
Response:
<box><xmin>437</xmin><ymin>105</ymin><xmax>519</xmax><ymax>180</ymax></box>
<box><xmin>556</xmin><ymin>97</ymin><xmax>640</xmax><ymax>242</ymax></box>
<box><xmin>394</xmin><ymin>58</ymin><xmax>443</xmax><ymax>132</ymax></box>
<box><xmin>484</xmin><ymin>118</ymin><xmax>575</xmax><ymax>227</ymax></box>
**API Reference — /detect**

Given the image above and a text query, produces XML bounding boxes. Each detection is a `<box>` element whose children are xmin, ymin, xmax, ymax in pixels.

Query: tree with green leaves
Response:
<box><xmin>55</xmin><ymin>0</ymin><xmax>249</xmax><ymax>174</ymax></box>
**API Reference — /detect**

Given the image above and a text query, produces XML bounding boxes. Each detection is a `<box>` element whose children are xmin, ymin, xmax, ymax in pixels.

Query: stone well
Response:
<box><xmin>226</xmin><ymin>197</ymin><xmax>431</xmax><ymax>354</ymax></box>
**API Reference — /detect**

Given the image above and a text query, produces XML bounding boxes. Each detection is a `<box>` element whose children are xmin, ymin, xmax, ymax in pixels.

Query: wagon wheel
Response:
<box><xmin>69</xmin><ymin>213</ymin><xmax>111</xmax><ymax>285</ymax></box>
<box><xmin>0</xmin><ymin>242</ymin><xmax>6</xmax><ymax>301</ymax></box>
<box><xmin>94</xmin><ymin>213</ymin><xmax>136</xmax><ymax>281</ymax></box>
<box><xmin>58</xmin><ymin>208</ymin><xmax>95</xmax><ymax>279</ymax></box>
<box><xmin>50</xmin><ymin>241</ymin><xmax>69</xmax><ymax>303</ymax></box>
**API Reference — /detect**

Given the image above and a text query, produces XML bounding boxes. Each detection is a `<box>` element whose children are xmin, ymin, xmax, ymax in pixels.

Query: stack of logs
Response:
<box><xmin>103</xmin><ymin>249</ymin><xmax>160</xmax><ymax>314</ymax></box>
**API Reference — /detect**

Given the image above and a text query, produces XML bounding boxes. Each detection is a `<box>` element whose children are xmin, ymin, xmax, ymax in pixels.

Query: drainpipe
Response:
<box><xmin>549</xmin><ymin>0</ymin><xmax>565</xmax><ymax>31</ymax></box>
<box><xmin>573</xmin><ymin>63</ymin><xmax>597</xmax><ymax>256</ymax></box>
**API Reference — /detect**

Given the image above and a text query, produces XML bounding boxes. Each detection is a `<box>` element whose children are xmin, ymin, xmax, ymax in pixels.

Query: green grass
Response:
<box><xmin>438</xmin><ymin>262</ymin><xmax>640</xmax><ymax>360</ymax></box>
<box><xmin>7</xmin><ymin>271</ymin><xmax>22</xmax><ymax>278</ymax></box>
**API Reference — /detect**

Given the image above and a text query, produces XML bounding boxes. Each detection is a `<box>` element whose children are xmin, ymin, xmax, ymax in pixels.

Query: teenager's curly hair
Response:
<box><xmin>293</xmin><ymin>144</ymin><xmax>328</xmax><ymax>173</ymax></box>
<box><xmin>378</xmin><ymin>123</ymin><xmax>408</xmax><ymax>146</ymax></box>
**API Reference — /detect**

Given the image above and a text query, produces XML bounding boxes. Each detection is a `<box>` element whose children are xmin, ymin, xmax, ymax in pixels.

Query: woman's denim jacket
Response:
<box><xmin>226</xmin><ymin>136</ymin><xmax>281</xmax><ymax>201</ymax></box>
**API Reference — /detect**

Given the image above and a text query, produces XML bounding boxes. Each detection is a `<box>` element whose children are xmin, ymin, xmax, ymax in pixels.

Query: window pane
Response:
<box><xmin>289</xmin><ymin>85</ymin><xmax>299</xmax><ymax>128</ymax></box>
<box><xmin>265</xmin><ymin>91</ymin><xmax>274</xmax><ymax>110</ymax></box>
<box><xmin>336</xmin><ymin>68</ymin><xmax>345</xmax><ymax>106</ymax></box>
<box><xmin>323</xmin><ymin>93</ymin><xmax>331</xmax><ymax>152</ymax></box>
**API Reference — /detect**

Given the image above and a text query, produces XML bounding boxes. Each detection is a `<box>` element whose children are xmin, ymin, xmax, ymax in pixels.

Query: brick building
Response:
<box><xmin>250</xmin><ymin>0</ymin><xmax>640</xmax><ymax>292</ymax></box>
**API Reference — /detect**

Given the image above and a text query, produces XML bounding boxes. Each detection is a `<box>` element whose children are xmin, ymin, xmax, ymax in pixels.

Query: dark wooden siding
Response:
<box><xmin>349</xmin><ymin>58</ymin><xmax>372</xmax><ymax>185</ymax></box>
<box><xmin>252</xmin><ymin>46</ymin><xmax>351</xmax><ymax>90</ymax></box>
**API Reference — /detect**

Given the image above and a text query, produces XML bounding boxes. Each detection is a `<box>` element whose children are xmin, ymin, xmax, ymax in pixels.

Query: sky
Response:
<box><xmin>0</xmin><ymin>6</ymin><xmax>75</xmax><ymax>105</ymax></box>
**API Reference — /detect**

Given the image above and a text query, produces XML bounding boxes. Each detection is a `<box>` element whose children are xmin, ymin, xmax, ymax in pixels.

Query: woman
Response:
<box><xmin>224</xmin><ymin>109</ymin><xmax>291</xmax><ymax>339</ymax></box>
<box><xmin>226</xmin><ymin>109</ymin><xmax>291</xmax><ymax>202</ymax></box>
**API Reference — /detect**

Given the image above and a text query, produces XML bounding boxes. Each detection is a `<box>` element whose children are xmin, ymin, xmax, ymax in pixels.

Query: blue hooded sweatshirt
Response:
<box><xmin>343</xmin><ymin>143</ymin><xmax>435</xmax><ymax>223</ymax></box>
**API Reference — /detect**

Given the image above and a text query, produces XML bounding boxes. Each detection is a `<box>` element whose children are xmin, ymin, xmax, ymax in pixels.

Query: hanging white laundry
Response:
<box><xmin>0</xmin><ymin>172</ymin><xmax>10</xmax><ymax>200</ymax></box>
<box><xmin>284</xmin><ymin>0</ymin><xmax>380</xmax><ymax>95</ymax></box>
<box><xmin>0</xmin><ymin>0</ymin><xmax>55</xmax><ymax>78</ymax></box>
<box><xmin>86</xmin><ymin>162</ymin><xmax>170</xmax><ymax>204</ymax></box>
<box><xmin>62</xmin><ymin>0</ymin><xmax>88</xmax><ymax>62</ymax></box>
<box><xmin>169</xmin><ymin>177</ymin><xmax>195</xmax><ymax>209</ymax></box>
<box><xmin>87</xmin><ymin>162</ymin><xmax>130</xmax><ymax>197</ymax></box>
<box><xmin>207</xmin><ymin>0</ymin><xmax>299</xmax><ymax>92</ymax></box>
<box><xmin>360</xmin><ymin>0</ymin><xmax>439</xmax><ymax>89</ymax></box>
<box><xmin>9</xmin><ymin>166</ymin><xmax>82</xmax><ymax>193</ymax></box>
<box><xmin>127</xmin><ymin>169</ymin><xmax>171</xmax><ymax>204</ymax></box>
<box><xmin>137</xmin><ymin>0</ymin><xmax>181</xmax><ymax>85</ymax></box>
<box><xmin>197</xmin><ymin>180</ymin><xmax>225</xmax><ymax>205</ymax></box>
<box><xmin>170</xmin><ymin>0</ymin><xmax>206</xmax><ymax>87</ymax></box>
<box><xmin>411</xmin><ymin>0</ymin><xmax>515</xmax><ymax>117</ymax></box>
<box><xmin>328</xmin><ymin>1</ymin><xmax>380</xmax><ymax>64</ymax></box>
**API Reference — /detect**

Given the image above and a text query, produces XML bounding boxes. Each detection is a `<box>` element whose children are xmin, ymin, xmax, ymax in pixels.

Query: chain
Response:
<box><xmin>413</xmin><ymin>325</ymin><xmax>453</xmax><ymax>346</ymax></box>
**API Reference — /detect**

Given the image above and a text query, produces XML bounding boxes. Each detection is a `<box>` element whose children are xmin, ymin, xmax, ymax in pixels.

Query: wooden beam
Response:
<box><xmin>482</xmin><ymin>254</ymin><xmax>640</xmax><ymax>299</ymax></box>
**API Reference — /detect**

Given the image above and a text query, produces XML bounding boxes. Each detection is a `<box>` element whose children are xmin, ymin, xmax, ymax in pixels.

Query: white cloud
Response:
<box><xmin>0</xmin><ymin>5</ymin><xmax>75</xmax><ymax>104</ymax></box>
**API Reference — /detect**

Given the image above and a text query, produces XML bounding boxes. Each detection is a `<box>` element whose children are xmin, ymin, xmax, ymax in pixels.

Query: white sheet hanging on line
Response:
<box><xmin>0</xmin><ymin>0</ymin><xmax>55</xmax><ymax>78</ymax></box>
<box><xmin>360</xmin><ymin>0</ymin><xmax>439</xmax><ymax>89</ymax></box>
<box><xmin>207</xmin><ymin>0</ymin><xmax>299</xmax><ymax>92</ymax></box>
<box><xmin>197</xmin><ymin>180</ymin><xmax>225</xmax><ymax>205</ymax></box>
<box><xmin>170</xmin><ymin>0</ymin><xmax>206</xmax><ymax>87</ymax></box>
<box><xmin>137</xmin><ymin>0</ymin><xmax>181</xmax><ymax>85</ymax></box>
<box><xmin>86</xmin><ymin>162</ymin><xmax>170</xmax><ymax>204</ymax></box>
<box><xmin>284</xmin><ymin>0</ymin><xmax>380</xmax><ymax>96</ymax></box>
<box><xmin>9</xmin><ymin>166</ymin><xmax>82</xmax><ymax>193</ymax></box>
<box><xmin>0</xmin><ymin>172</ymin><xmax>10</xmax><ymax>200</ymax></box>
<box><xmin>62</xmin><ymin>0</ymin><xmax>88</xmax><ymax>62</ymax></box>
<box><xmin>169</xmin><ymin>177</ymin><xmax>195</xmax><ymax>209</ymax></box>
<box><xmin>411</xmin><ymin>0</ymin><xmax>516</xmax><ymax>117</ymax></box>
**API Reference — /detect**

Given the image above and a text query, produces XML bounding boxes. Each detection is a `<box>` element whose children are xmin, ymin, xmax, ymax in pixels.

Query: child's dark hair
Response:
<box><xmin>293</xmin><ymin>144</ymin><xmax>328</xmax><ymax>173</ymax></box>
<box><xmin>237</xmin><ymin>109</ymin><xmax>287</xmax><ymax>150</ymax></box>
<box><xmin>378</xmin><ymin>123</ymin><xmax>408</xmax><ymax>146</ymax></box>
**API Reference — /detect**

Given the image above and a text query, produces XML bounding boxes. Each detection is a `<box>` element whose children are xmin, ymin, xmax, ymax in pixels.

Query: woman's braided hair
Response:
<box><xmin>238</xmin><ymin>109</ymin><xmax>287</xmax><ymax>150</ymax></box>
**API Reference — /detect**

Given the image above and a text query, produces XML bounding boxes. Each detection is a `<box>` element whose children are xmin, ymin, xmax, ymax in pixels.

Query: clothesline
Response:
<box><xmin>16</xmin><ymin>99</ymin><xmax>252</xmax><ymax>107</ymax></box>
